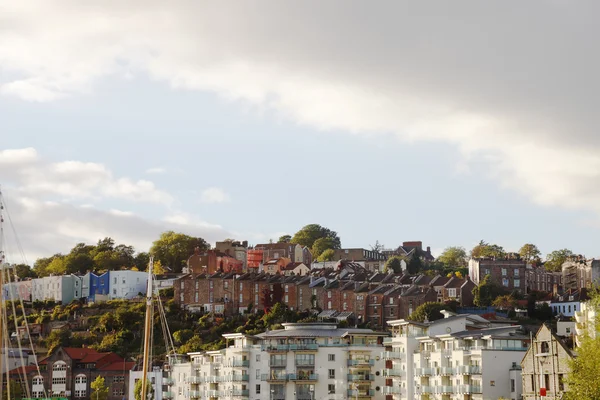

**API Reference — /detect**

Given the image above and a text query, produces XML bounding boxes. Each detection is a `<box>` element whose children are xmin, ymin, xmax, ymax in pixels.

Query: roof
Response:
<box><xmin>7</xmin><ymin>365</ymin><xmax>38</xmax><ymax>376</ymax></box>
<box><xmin>98</xmin><ymin>361</ymin><xmax>136</xmax><ymax>371</ymax></box>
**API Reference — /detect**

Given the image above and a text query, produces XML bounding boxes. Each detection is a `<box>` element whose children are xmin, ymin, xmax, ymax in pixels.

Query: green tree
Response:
<box><xmin>384</xmin><ymin>256</ymin><xmax>404</xmax><ymax>274</ymax></box>
<box><xmin>407</xmin><ymin>251</ymin><xmax>423</xmax><ymax>275</ymax></box>
<box><xmin>470</xmin><ymin>241</ymin><xmax>506</xmax><ymax>259</ymax></box>
<box><xmin>278</xmin><ymin>235</ymin><xmax>292</xmax><ymax>243</ymax></box>
<box><xmin>173</xmin><ymin>329</ymin><xmax>194</xmax><ymax>345</ymax></box>
<box><xmin>312</xmin><ymin>237</ymin><xmax>336</xmax><ymax>259</ymax></box>
<box><xmin>46</xmin><ymin>255</ymin><xmax>68</xmax><ymax>275</ymax></box>
<box><xmin>316</xmin><ymin>249</ymin><xmax>335</xmax><ymax>262</ymax></box>
<box><xmin>408</xmin><ymin>302</ymin><xmax>447</xmax><ymax>322</ymax></box>
<box><xmin>65</xmin><ymin>252</ymin><xmax>94</xmax><ymax>274</ymax></box>
<box><xmin>518</xmin><ymin>243</ymin><xmax>541</xmax><ymax>263</ymax></box>
<box><xmin>134</xmin><ymin>252</ymin><xmax>151</xmax><ymax>271</ymax></box>
<box><xmin>178</xmin><ymin>335</ymin><xmax>204</xmax><ymax>354</ymax></box>
<box><xmin>2</xmin><ymin>379</ymin><xmax>23</xmax><ymax>400</ymax></box>
<box><xmin>290</xmin><ymin>224</ymin><xmax>341</xmax><ymax>250</ymax></box>
<box><xmin>544</xmin><ymin>249</ymin><xmax>573</xmax><ymax>272</ymax></box>
<box><xmin>134</xmin><ymin>378</ymin><xmax>154</xmax><ymax>400</ymax></box>
<box><xmin>13</xmin><ymin>263</ymin><xmax>37</xmax><ymax>279</ymax></box>
<box><xmin>437</xmin><ymin>247</ymin><xmax>468</xmax><ymax>268</ymax></box>
<box><xmin>33</xmin><ymin>254</ymin><xmax>62</xmax><ymax>277</ymax></box>
<box><xmin>472</xmin><ymin>274</ymin><xmax>504</xmax><ymax>307</ymax></box>
<box><xmin>91</xmin><ymin>376</ymin><xmax>109</xmax><ymax>400</ymax></box>
<box><xmin>45</xmin><ymin>329</ymin><xmax>71</xmax><ymax>355</ymax></box>
<box><xmin>150</xmin><ymin>231</ymin><xmax>210</xmax><ymax>272</ymax></box>
<box><xmin>492</xmin><ymin>294</ymin><xmax>517</xmax><ymax>310</ymax></box>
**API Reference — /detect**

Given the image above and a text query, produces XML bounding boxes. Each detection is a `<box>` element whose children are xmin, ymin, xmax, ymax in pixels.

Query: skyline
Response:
<box><xmin>2</xmin><ymin>1</ymin><xmax>600</xmax><ymax>262</ymax></box>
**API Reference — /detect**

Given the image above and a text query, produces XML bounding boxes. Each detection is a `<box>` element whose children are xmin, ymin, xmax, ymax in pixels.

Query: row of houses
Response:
<box><xmin>174</xmin><ymin>262</ymin><xmax>477</xmax><ymax>328</ymax></box>
<box><xmin>2</xmin><ymin>270</ymin><xmax>183</xmax><ymax>304</ymax></box>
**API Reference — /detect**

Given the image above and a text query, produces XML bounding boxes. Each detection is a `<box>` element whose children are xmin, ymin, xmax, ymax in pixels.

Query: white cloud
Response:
<box><xmin>200</xmin><ymin>187</ymin><xmax>231</xmax><ymax>204</ymax></box>
<box><xmin>0</xmin><ymin>147</ymin><xmax>38</xmax><ymax>164</ymax></box>
<box><xmin>1</xmin><ymin>2</ymin><xmax>600</xmax><ymax>218</ymax></box>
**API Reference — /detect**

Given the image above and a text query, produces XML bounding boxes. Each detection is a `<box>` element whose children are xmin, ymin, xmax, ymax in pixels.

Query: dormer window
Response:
<box><xmin>540</xmin><ymin>342</ymin><xmax>549</xmax><ymax>353</ymax></box>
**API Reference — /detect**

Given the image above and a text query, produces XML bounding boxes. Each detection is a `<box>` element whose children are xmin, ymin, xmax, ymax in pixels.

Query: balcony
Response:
<box><xmin>262</xmin><ymin>345</ymin><xmax>289</xmax><ymax>352</ymax></box>
<box><xmin>232</xmin><ymin>389</ymin><xmax>250</xmax><ymax>397</ymax></box>
<box><xmin>295</xmin><ymin>361</ymin><xmax>315</xmax><ymax>367</ymax></box>
<box><xmin>202</xmin><ymin>375</ymin><xmax>225</xmax><ymax>383</ymax></box>
<box><xmin>383</xmin><ymin>337</ymin><xmax>394</xmax><ymax>345</ymax></box>
<box><xmin>187</xmin><ymin>376</ymin><xmax>202</xmax><ymax>384</ymax></box>
<box><xmin>436</xmin><ymin>386</ymin><xmax>454</xmax><ymax>394</ymax></box>
<box><xmin>289</xmin><ymin>373</ymin><xmax>318</xmax><ymax>381</ymax></box>
<box><xmin>419</xmin><ymin>386</ymin><xmax>433</xmax><ymax>394</ymax></box>
<box><xmin>347</xmin><ymin>359</ymin><xmax>375</xmax><ymax>367</ymax></box>
<box><xmin>413</xmin><ymin>350</ymin><xmax>431</xmax><ymax>358</ymax></box>
<box><xmin>382</xmin><ymin>386</ymin><xmax>402</xmax><ymax>395</ymax></box>
<box><xmin>206</xmin><ymin>390</ymin><xmax>222</xmax><ymax>397</ymax></box>
<box><xmin>347</xmin><ymin>374</ymin><xmax>374</xmax><ymax>382</ymax></box>
<box><xmin>189</xmin><ymin>390</ymin><xmax>202</xmax><ymax>399</ymax></box>
<box><xmin>230</xmin><ymin>360</ymin><xmax>250</xmax><ymax>368</ymax></box>
<box><xmin>440</xmin><ymin>367</ymin><xmax>455</xmax><ymax>375</ymax></box>
<box><xmin>261</xmin><ymin>372</ymin><xmax>289</xmax><ymax>382</ymax></box>
<box><xmin>347</xmin><ymin>389</ymin><xmax>375</xmax><ymax>397</ymax></box>
<box><xmin>457</xmin><ymin>365</ymin><xmax>481</xmax><ymax>375</ymax></box>
<box><xmin>164</xmin><ymin>377</ymin><xmax>175</xmax><ymax>385</ymax></box>
<box><xmin>457</xmin><ymin>385</ymin><xmax>482</xmax><ymax>394</ymax></box>
<box><xmin>382</xmin><ymin>369</ymin><xmax>403</xmax><ymax>378</ymax></box>
<box><xmin>270</xmin><ymin>359</ymin><xmax>287</xmax><ymax>368</ymax></box>
<box><xmin>163</xmin><ymin>392</ymin><xmax>174</xmax><ymax>399</ymax></box>
<box><xmin>415</xmin><ymin>367</ymin><xmax>434</xmax><ymax>376</ymax></box>
<box><xmin>381</xmin><ymin>351</ymin><xmax>403</xmax><ymax>360</ymax></box>
<box><xmin>289</xmin><ymin>343</ymin><xmax>319</xmax><ymax>351</ymax></box>
<box><xmin>229</xmin><ymin>374</ymin><xmax>249</xmax><ymax>382</ymax></box>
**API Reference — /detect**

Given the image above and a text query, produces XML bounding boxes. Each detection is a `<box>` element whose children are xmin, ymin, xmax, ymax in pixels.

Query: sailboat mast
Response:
<box><xmin>141</xmin><ymin>256</ymin><xmax>154</xmax><ymax>400</ymax></box>
<box><xmin>0</xmin><ymin>187</ymin><xmax>5</xmax><ymax>389</ymax></box>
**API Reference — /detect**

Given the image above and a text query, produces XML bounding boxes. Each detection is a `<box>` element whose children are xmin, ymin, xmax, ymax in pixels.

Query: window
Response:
<box><xmin>327</xmin><ymin>301</ymin><xmax>332</xmax><ymax>309</ymax></box>
<box><xmin>568</xmin><ymin>305</ymin><xmax>571</xmax><ymax>313</ymax></box>
<box><xmin>328</xmin><ymin>369</ymin><xmax>335</xmax><ymax>379</ymax></box>
<box><xmin>210</xmin><ymin>281</ymin><xmax>214</xmax><ymax>289</ymax></box>
<box><xmin>52</xmin><ymin>377</ymin><xmax>66</xmax><ymax>385</ymax></box>
<box><xmin>502</xmin><ymin>278</ymin><xmax>509</xmax><ymax>287</ymax></box>
<box><xmin>544</xmin><ymin>374</ymin><xmax>550</xmax><ymax>390</ymax></box>
<box><xmin>328</xmin><ymin>291</ymin><xmax>332</xmax><ymax>299</ymax></box>
<box><xmin>558</xmin><ymin>374</ymin><xmax>564</xmax><ymax>391</ymax></box>
<box><xmin>113</xmin><ymin>376</ymin><xmax>125</xmax><ymax>383</ymax></box>
<box><xmin>501</xmin><ymin>269</ymin><xmax>507</xmax><ymax>276</ymax></box>
<box><xmin>566</xmin><ymin>327</ymin><xmax>571</xmax><ymax>334</ymax></box>
<box><xmin>209</xmin><ymin>293</ymin><xmax>214</xmax><ymax>302</ymax></box>
<box><xmin>285</xmin><ymin>285</ymin><xmax>289</xmax><ymax>293</ymax></box>
<box><xmin>541</xmin><ymin>342</ymin><xmax>550</xmax><ymax>353</ymax></box>
<box><xmin>328</xmin><ymin>384</ymin><xmax>335</xmax><ymax>394</ymax></box>
<box><xmin>256</xmin><ymin>384</ymin><xmax>261</xmax><ymax>394</ymax></box>
<box><xmin>484</xmin><ymin>269</ymin><xmax>490</xmax><ymax>275</ymax></box>
<box><xmin>511</xmin><ymin>379</ymin><xmax>515</xmax><ymax>392</ymax></box>
<box><xmin>114</xmin><ymin>277</ymin><xmax>117</xmax><ymax>284</ymax></box>
<box><xmin>343</xmin><ymin>292</ymin><xmax>347</xmax><ymax>299</ymax></box>
<box><xmin>113</xmin><ymin>388</ymin><xmax>125</xmax><ymax>396</ymax></box>
<box><xmin>514</xmin><ymin>279</ymin><xmax>520</xmax><ymax>288</ymax></box>
<box><xmin>343</xmin><ymin>302</ymin><xmax>348</xmax><ymax>310</ymax></box>
<box><xmin>33</xmin><ymin>376</ymin><xmax>44</xmax><ymax>385</ymax></box>
<box><xmin>389</xmin><ymin>297</ymin><xmax>394</xmax><ymax>305</ymax></box>
<box><xmin>256</xmin><ymin>354</ymin><xmax>261</xmax><ymax>362</ymax></box>
<box><xmin>514</xmin><ymin>268</ymin><xmax>519</xmax><ymax>277</ymax></box>
<box><xmin>328</xmin><ymin>354</ymin><xmax>335</xmax><ymax>361</ymax></box>
<box><xmin>256</xmin><ymin>369</ymin><xmax>261</xmax><ymax>379</ymax></box>
<box><xmin>490</xmin><ymin>381</ymin><xmax>495</xmax><ymax>387</ymax></box>
<box><xmin>180</xmin><ymin>293</ymin><xmax>184</xmax><ymax>302</ymax></box>
<box><xmin>195</xmin><ymin>281</ymin><xmax>199</xmax><ymax>289</ymax></box>
<box><xmin>224</xmin><ymin>281</ymin><xmax>229</xmax><ymax>289</ymax></box>
<box><xmin>122</xmin><ymin>278</ymin><xmax>126</xmax><ymax>284</ymax></box>
<box><xmin>285</xmin><ymin>295</ymin><xmax>289</xmax><ymax>303</ymax></box>
<box><xmin>181</xmin><ymin>281</ymin><xmax>184</xmax><ymax>289</ymax></box>
<box><xmin>195</xmin><ymin>293</ymin><xmax>199</xmax><ymax>302</ymax></box>
<box><xmin>75</xmin><ymin>375</ymin><xmax>86</xmax><ymax>384</ymax></box>
<box><xmin>239</xmin><ymin>293</ymin><xmax>243</xmax><ymax>303</ymax></box>
<box><xmin>52</xmin><ymin>362</ymin><xmax>67</xmax><ymax>372</ymax></box>
<box><xmin>447</xmin><ymin>288</ymin><xmax>457</xmax><ymax>298</ymax></box>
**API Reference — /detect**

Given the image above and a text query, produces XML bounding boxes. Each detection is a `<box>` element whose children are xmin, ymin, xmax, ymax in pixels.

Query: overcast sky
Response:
<box><xmin>1</xmin><ymin>1</ymin><xmax>600</xmax><ymax>262</ymax></box>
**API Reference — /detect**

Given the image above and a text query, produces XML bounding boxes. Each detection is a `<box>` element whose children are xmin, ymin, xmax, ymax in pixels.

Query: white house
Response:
<box><xmin>108</xmin><ymin>270</ymin><xmax>148</xmax><ymax>300</ymax></box>
<box><xmin>550</xmin><ymin>290</ymin><xmax>587</xmax><ymax>317</ymax></box>
<box><xmin>31</xmin><ymin>275</ymin><xmax>82</xmax><ymax>304</ymax></box>
<box><xmin>129</xmin><ymin>368</ymin><xmax>164</xmax><ymax>400</ymax></box>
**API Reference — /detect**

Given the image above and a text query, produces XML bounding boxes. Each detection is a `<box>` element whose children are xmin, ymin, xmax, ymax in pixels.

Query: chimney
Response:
<box><xmin>427</xmin><ymin>246</ymin><xmax>431</xmax><ymax>254</ymax></box>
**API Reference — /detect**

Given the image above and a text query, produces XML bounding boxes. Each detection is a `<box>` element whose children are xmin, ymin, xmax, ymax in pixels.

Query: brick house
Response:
<box><xmin>442</xmin><ymin>277</ymin><xmax>476</xmax><ymax>306</ymax></box>
<box><xmin>469</xmin><ymin>258</ymin><xmax>528</xmax><ymax>294</ymax></box>
<box><xmin>382</xmin><ymin>286</ymin><xmax>404</xmax><ymax>326</ymax></box>
<box><xmin>263</xmin><ymin>258</ymin><xmax>292</xmax><ymax>275</ymax></box>
<box><xmin>398</xmin><ymin>286</ymin><xmax>437</xmax><ymax>319</ymax></box>
<box><xmin>186</xmin><ymin>249</ymin><xmax>243</xmax><ymax>275</ymax></box>
<box><xmin>10</xmin><ymin>347</ymin><xmax>134</xmax><ymax>400</ymax></box>
<box><xmin>526</xmin><ymin>266</ymin><xmax>562</xmax><ymax>294</ymax></box>
<box><xmin>366</xmin><ymin>285</ymin><xmax>392</xmax><ymax>327</ymax></box>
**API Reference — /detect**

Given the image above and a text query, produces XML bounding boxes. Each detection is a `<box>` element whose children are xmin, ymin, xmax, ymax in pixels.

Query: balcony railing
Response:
<box><xmin>262</xmin><ymin>345</ymin><xmax>289</xmax><ymax>352</ymax></box>
<box><xmin>347</xmin><ymin>389</ymin><xmax>375</xmax><ymax>397</ymax></box>
<box><xmin>381</xmin><ymin>351</ymin><xmax>403</xmax><ymax>360</ymax></box>
<box><xmin>230</xmin><ymin>360</ymin><xmax>250</xmax><ymax>367</ymax></box>
<box><xmin>164</xmin><ymin>377</ymin><xmax>175</xmax><ymax>385</ymax></box>
<box><xmin>383</xmin><ymin>337</ymin><xmax>394</xmax><ymax>345</ymax></box>
<box><xmin>419</xmin><ymin>386</ymin><xmax>433</xmax><ymax>394</ymax></box>
<box><xmin>289</xmin><ymin>343</ymin><xmax>319</xmax><ymax>351</ymax></box>
<box><xmin>415</xmin><ymin>367</ymin><xmax>434</xmax><ymax>376</ymax></box>
<box><xmin>440</xmin><ymin>367</ymin><xmax>455</xmax><ymax>375</ymax></box>
<box><xmin>457</xmin><ymin>365</ymin><xmax>481</xmax><ymax>375</ymax></box>
<box><xmin>295</xmin><ymin>361</ymin><xmax>315</xmax><ymax>367</ymax></box>
<box><xmin>436</xmin><ymin>386</ymin><xmax>454</xmax><ymax>394</ymax></box>
<box><xmin>206</xmin><ymin>390</ymin><xmax>222</xmax><ymax>397</ymax></box>
<box><xmin>229</xmin><ymin>374</ymin><xmax>249</xmax><ymax>382</ymax></box>
<box><xmin>270</xmin><ymin>359</ymin><xmax>287</xmax><ymax>367</ymax></box>
<box><xmin>261</xmin><ymin>372</ymin><xmax>289</xmax><ymax>381</ymax></box>
<box><xmin>289</xmin><ymin>373</ymin><xmax>318</xmax><ymax>381</ymax></box>
<box><xmin>382</xmin><ymin>369</ymin><xmax>403</xmax><ymax>377</ymax></box>
<box><xmin>457</xmin><ymin>385</ymin><xmax>482</xmax><ymax>394</ymax></box>
<box><xmin>347</xmin><ymin>374</ymin><xmax>374</xmax><ymax>382</ymax></box>
<box><xmin>189</xmin><ymin>390</ymin><xmax>202</xmax><ymax>399</ymax></box>
<box><xmin>187</xmin><ymin>376</ymin><xmax>202</xmax><ymax>384</ymax></box>
<box><xmin>382</xmin><ymin>386</ymin><xmax>402</xmax><ymax>395</ymax></box>
<box><xmin>232</xmin><ymin>389</ymin><xmax>250</xmax><ymax>397</ymax></box>
<box><xmin>347</xmin><ymin>359</ymin><xmax>375</xmax><ymax>366</ymax></box>
<box><xmin>163</xmin><ymin>392</ymin><xmax>174</xmax><ymax>399</ymax></box>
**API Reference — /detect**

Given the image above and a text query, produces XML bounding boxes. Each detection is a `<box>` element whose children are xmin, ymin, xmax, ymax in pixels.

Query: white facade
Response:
<box><xmin>129</xmin><ymin>369</ymin><xmax>164</xmax><ymax>400</ymax></box>
<box><xmin>574</xmin><ymin>300</ymin><xmax>598</xmax><ymax>346</ymax></box>
<box><xmin>30</xmin><ymin>275</ymin><xmax>82</xmax><ymax>304</ymax></box>
<box><xmin>168</xmin><ymin>323</ymin><xmax>386</xmax><ymax>400</ymax></box>
<box><xmin>384</xmin><ymin>312</ymin><xmax>528</xmax><ymax>400</ymax></box>
<box><xmin>109</xmin><ymin>270</ymin><xmax>148</xmax><ymax>299</ymax></box>
<box><xmin>550</xmin><ymin>299</ymin><xmax>581</xmax><ymax>317</ymax></box>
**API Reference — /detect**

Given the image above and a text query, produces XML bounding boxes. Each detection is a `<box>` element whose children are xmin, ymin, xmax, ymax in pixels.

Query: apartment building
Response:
<box><xmin>562</xmin><ymin>257</ymin><xmax>600</xmax><ymax>292</ymax></box>
<box><xmin>468</xmin><ymin>258</ymin><xmax>528</xmax><ymax>294</ymax></box>
<box><xmin>332</xmin><ymin>248</ymin><xmax>387</xmax><ymax>272</ymax></box>
<box><xmin>521</xmin><ymin>324</ymin><xmax>573</xmax><ymax>400</ymax></box>
<box><xmin>168</xmin><ymin>322</ymin><xmax>387</xmax><ymax>400</ymax></box>
<box><xmin>525</xmin><ymin>266</ymin><xmax>562</xmax><ymax>294</ymax></box>
<box><xmin>383</xmin><ymin>312</ymin><xmax>529</xmax><ymax>400</ymax></box>
<box><xmin>574</xmin><ymin>299</ymin><xmax>597</xmax><ymax>347</ymax></box>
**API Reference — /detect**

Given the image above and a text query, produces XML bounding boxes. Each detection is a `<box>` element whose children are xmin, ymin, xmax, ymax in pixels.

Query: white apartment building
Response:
<box><xmin>383</xmin><ymin>311</ymin><xmax>529</xmax><ymax>400</ymax></box>
<box><xmin>574</xmin><ymin>299</ymin><xmax>598</xmax><ymax>346</ymax></box>
<box><xmin>168</xmin><ymin>323</ymin><xmax>387</xmax><ymax>400</ymax></box>
<box><xmin>31</xmin><ymin>275</ymin><xmax>83</xmax><ymax>303</ymax></box>
<box><xmin>108</xmin><ymin>270</ymin><xmax>148</xmax><ymax>300</ymax></box>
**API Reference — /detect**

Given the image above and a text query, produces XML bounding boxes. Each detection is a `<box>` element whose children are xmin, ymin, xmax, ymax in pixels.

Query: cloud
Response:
<box><xmin>1</xmin><ymin>2</ymin><xmax>600</xmax><ymax>217</ymax></box>
<box><xmin>200</xmin><ymin>187</ymin><xmax>231</xmax><ymax>204</ymax></box>
<box><xmin>0</xmin><ymin>147</ymin><xmax>38</xmax><ymax>165</ymax></box>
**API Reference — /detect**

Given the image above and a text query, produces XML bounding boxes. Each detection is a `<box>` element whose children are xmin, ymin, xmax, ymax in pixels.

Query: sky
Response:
<box><xmin>1</xmin><ymin>1</ymin><xmax>600</xmax><ymax>263</ymax></box>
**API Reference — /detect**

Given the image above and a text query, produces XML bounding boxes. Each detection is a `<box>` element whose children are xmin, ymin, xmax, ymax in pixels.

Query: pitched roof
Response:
<box><xmin>98</xmin><ymin>361</ymin><xmax>136</xmax><ymax>371</ymax></box>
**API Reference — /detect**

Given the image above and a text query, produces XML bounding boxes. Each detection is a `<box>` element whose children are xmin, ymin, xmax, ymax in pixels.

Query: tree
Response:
<box><xmin>312</xmin><ymin>237</ymin><xmax>336</xmax><ymax>259</ymax></box>
<box><xmin>544</xmin><ymin>249</ymin><xmax>574</xmax><ymax>272</ymax></box>
<box><xmin>472</xmin><ymin>274</ymin><xmax>505</xmax><ymax>307</ymax></box>
<box><xmin>150</xmin><ymin>231</ymin><xmax>210</xmax><ymax>272</ymax></box>
<box><xmin>492</xmin><ymin>295</ymin><xmax>517</xmax><ymax>310</ymax></box>
<box><xmin>290</xmin><ymin>224</ymin><xmax>341</xmax><ymax>250</ymax></box>
<box><xmin>384</xmin><ymin>256</ymin><xmax>404</xmax><ymax>274</ymax></box>
<box><xmin>518</xmin><ymin>243</ymin><xmax>541</xmax><ymax>263</ymax></box>
<box><xmin>178</xmin><ymin>335</ymin><xmax>204</xmax><ymax>354</ymax></box>
<box><xmin>470</xmin><ymin>241</ymin><xmax>506</xmax><ymax>259</ymax></box>
<box><xmin>90</xmin><ymin>376</ymin><xmax>109</xmax><ymax>400</ymax></box>
<box><xmin>153</xmin><ymin>259</ymin><xmax>166</xmax><ymax>275</ymax></box>
<box><xmin>278</xmin><ymin>235</ymin><xmax>292</xmax><ymax>243</ymax></box>
<box><xmin>370</xmin><ymin>240</ymin><xmax>384</xmax><ymax>252</ymax></box>
<box><xmin>65</xmin><ymin>253</ymin><xmax>94</xmax><ymax>275</ymax></box>
<box><xmin>408</xmin><ymin>302</ymin><xmax>447</xmax><ymax>322</ymax></box>
<box><xmin>44</xmin><ymin>329</ymin><xmax>71</xmax><ymax>355</ymax></box>
<box><xmin>13</xmin><ymin>263</ymin><xmax>36</xmax><ymax>279</ymax></box>
<box><xmin>46</xmin><ymin>255</ymin><xmax>68</xmax><ymax>275</ymax></box>
<box><xmin>407</xmin><ymin>251</ymin><xmax>422</xmax><ymax>275</ymax></box>
<box><xmin>134</xmin><ymin>378</ymin><xmax>154</xmax><ymax>400</ymax></box>
<box><xmin>134</xmin><ymin>252</ymin><xmax>151</xmax><ymax>271</ymax></box>
<box><xmin>173</xmin><ymin>329</ymin><xmax>194</xmax><ymax>345</ymax></box>
<box><xmin>2</xmin><ymin>379</ymin><xmax>23</xmax><ymax>400</ymax></box>
<box><xmin>437</xmin><ymin>247</ymin><xmax>468</xmax><ymax>268</ymax></box>
<box><xmin>317</xmin><ymin>249</ymin><xmax>335</xmax><ymax>262</ymax></box>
